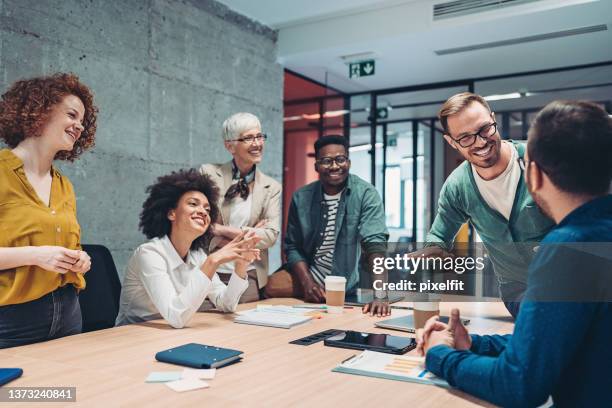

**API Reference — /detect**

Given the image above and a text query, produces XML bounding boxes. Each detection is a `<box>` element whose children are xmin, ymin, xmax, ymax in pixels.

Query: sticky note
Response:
<box><xmin>145</xmin><ymin>371</ymin><xmax>182</xmax><ymax>383</ymax></box>
<box><xmin>165</xmin><ymin>378</ymin><xmax>210</xmax><ymax>392</ymax></box>
<box><xmin>182</xmin><ymin>368</ymin><xmax>216</xmax><ymax>380</ymax></box>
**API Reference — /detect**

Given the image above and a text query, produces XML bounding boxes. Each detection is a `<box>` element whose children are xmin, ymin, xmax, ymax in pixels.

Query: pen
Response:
<box><xmin>341</xmin><ymin>354</ymin><xmax>357</xmax><ymax>364</ymax></box>
<box><xmin>292</xmin><ymin>305</ymin><xmax>355</xmax><ymax>310</ymax></box>
<box><xmin>292</xmin><ymin>304</ymin><xmax>327</xmax><ymax>309</ymax></box>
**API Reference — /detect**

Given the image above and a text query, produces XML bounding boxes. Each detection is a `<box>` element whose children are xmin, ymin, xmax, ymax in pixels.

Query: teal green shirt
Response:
<box><xmin>284</xmin><ymin>174</ymin><xmax>388</xmax><ymax>292</ymax></box>
<box><xmin>426</xmin><ymin>141</ymin><xmax>554</xmax><ymax>284</ymax></box>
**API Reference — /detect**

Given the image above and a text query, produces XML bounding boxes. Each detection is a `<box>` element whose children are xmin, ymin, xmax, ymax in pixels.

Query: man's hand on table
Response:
<box><xmin>362</xmin><ymin>299</ymin><xmax>391</xmax><ymax>317</ymax></box>
<box><xmin>302</xmin><ymin>281</ymin><xmax>326</xmax><ymax>303</ymax></box>
<box><xmin>416</xmin><ymin>308</ymin><xmax>471</xmax><ymax>356</ymax></box>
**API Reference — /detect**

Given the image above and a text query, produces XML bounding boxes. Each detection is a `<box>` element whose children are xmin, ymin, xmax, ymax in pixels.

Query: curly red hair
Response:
<box><xmin>0</xmin><ymin>72</ymin><xmax>98</xmax><ymax>161</ymax></box>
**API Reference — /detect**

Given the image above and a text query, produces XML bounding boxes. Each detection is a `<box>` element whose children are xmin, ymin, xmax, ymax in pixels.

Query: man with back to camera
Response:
<box><xmin>265</xmin><ymin>135</ymin><xmax>392</xmax><ymax>316</ymax></box>
<box><xmin>411</xmin><ymin>92</ymin><xmax>555</xmax><ymax>318</ymax></box>
<box><xmin>417</xmin><ymin>100</ymin><xmax>612</xmax><ymax>407</ymax></box>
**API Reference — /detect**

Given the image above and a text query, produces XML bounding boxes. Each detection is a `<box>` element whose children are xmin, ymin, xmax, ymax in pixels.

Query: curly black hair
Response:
<box><xmin>0</xmin><ymin>72</ymin><xmax>98</xmax><ymax>161</ymax></box>
<box><xmin>139</xmin><ymin>168</ymin><xmax>220</xmax><ymax>251</ymax></box>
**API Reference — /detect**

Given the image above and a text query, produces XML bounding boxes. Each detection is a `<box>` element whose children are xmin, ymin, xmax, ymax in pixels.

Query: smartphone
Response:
<box><xmin>324</xmin><ymin>330</ymin><xmax>416</xmax><ymax>354</ymax></box>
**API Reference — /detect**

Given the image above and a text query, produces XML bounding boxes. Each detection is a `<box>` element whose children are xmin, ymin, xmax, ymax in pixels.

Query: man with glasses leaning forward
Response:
<box><xmin>265</xmin><ymin>135</ymin><xmax>391</xmax><ymax>316</ymax></box>
<box><xmin>410</xmin><ymin>93</ymin><xmax>554</xmax><ymax>318</ymax></box>
<box><xmin>200</xmin><ymin>112</ymin><xmax>281</xmax><ymax>303</ymax></box>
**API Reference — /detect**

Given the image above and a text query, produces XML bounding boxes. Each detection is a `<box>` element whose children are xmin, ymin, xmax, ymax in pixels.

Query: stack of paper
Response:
<box><xmin>234</xmin><ymin>306</ymin><xmax>313</xmax><ymax>329</ymax></box>
<box><xmin>332</xmin><ymin>350</ymin><xmax>448</xmax><ymax>387</ymax></box>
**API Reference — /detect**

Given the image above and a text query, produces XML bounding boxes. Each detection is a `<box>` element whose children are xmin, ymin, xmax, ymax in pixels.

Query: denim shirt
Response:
<box><xmin>425</xmin><ymin>195</ymin><xmax>612</xmax><ymax>407</ymax></box>
<box><xmin>284</xmin><ymin>174</ymin><xmax>388</xmax><ymax>292</ymax></box>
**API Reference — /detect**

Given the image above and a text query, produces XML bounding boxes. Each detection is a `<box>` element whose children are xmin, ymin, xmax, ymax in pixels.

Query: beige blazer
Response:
<box><xmin>199</xmin><ymin>161</ymin><xmax>281</xmax><ymax>289</ymax></box>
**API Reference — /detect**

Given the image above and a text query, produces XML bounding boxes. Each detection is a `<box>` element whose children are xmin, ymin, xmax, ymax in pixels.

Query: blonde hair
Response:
<box><xmin>222</xmin><ymin>112</ymin><xmax>261</xmax><ymax>142</ymax></box>
<box><xmin>438</xmin><ymin>92</ymin><xmax>491</xmax><ymax>134</ymax></box>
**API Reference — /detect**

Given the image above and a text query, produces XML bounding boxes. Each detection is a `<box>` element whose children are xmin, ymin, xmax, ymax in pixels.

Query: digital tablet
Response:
<box><xmin>375</xmin><ymin>315</ymin><xmax>470</xmax><ymax>333</ymax></box>
<box><xmin>324</xmin><ymin>330</ymin><xmax>416</xmax><ymax>355</ymax></box>
<box><xmin>344</xmin><ymin>291</ymin><xmax>405</xmax><ymax>306</ymax></box>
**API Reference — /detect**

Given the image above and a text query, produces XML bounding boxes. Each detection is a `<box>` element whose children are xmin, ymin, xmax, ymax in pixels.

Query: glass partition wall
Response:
<box><xmin>283</xmin><ymin>61</ymin><xmax>612</xmax><ymax>297</ymax></box>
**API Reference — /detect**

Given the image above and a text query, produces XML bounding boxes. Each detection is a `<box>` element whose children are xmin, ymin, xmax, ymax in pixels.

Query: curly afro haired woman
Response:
<box><xmin>116</xmin><ymin>168</ymin><xmax>261</xmax><ymax>329</ymax></box>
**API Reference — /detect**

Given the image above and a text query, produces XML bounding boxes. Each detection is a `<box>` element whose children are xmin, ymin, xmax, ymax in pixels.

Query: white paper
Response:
<box><xmin>165</xmin><ymin>378</ymin><xmax>210</xmax><ymax>392</ymax></box>
<box><xmin>145</xmin><ymin>371</ymin><xmax>182</xmax><ymax>383</ymax></box>
<box><xmin>235</xmin><ymin>307</ymin><xmax>313</xmax><ymax>328</ymax></box>
<box><xmin>182</xmin><ymin>368</ymin><xmax>216</xmax><ymax>380</ymax></box>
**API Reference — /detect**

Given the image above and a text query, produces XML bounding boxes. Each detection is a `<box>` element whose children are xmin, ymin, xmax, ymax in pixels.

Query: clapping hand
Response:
<box><xmin>209</xmin><ymin>231</ymin><xmax>261</xmax><ymax>266</ymax></box>
<box><xmin>234</xmin><ymin>230</ymin><xmax>262</xmax><ymax>267</ymax></box>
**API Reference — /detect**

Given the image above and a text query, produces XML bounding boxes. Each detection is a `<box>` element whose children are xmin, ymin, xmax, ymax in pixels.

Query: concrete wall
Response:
<box><xmin>0</xmin><ymin>0</ymin><xmax>284</xmax><ymax>279</ymax></box>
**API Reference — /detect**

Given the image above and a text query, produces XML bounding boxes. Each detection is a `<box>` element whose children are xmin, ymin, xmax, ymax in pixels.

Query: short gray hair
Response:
<box><xmin>222</xmin><ymin>112</ymin><xmax>261</xmax><ymax>142</ymax></box>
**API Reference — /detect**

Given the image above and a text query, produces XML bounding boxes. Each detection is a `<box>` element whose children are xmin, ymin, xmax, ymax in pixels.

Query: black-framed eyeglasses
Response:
<box><xmin>452</xmin><ymin>122</ymin><xmax>497</xmax><ymax>148</ymax></box>
<box><xmin>518</xmin><ymin>156</ymin><xmax>536</xmax><ymax>173</ymax></box>
<box><xmin>316</xmin><ymin>155</ymin><xmax>349</xmax><ymax>168</ymax></box>
<box><xmin>230</xmin><ymin>133</ymin><xmax>267</xmax><ymax>144</ymax></box>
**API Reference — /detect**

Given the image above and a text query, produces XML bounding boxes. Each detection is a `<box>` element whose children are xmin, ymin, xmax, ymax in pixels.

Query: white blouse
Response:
<box><xmin>115</xmin><ymin>235</ymin><xmax>248</xmax><ymax>328</ymax></box>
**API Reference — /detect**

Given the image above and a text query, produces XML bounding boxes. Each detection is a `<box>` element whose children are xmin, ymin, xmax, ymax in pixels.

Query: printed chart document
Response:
<box><xmin>332</xmin><ymin>350</ymin><xmax>448</xmax><ymax>387</ymax></box>
<box><xmin>234</xmin><ymin>305</ymin><xmax>314</xmax><ymax>329</ymax></box>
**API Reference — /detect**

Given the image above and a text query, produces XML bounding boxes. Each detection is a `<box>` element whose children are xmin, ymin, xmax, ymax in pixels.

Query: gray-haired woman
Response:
<box><xmin>199</xmin><ymin>112</ymin><xmax>281</xmax><ymax>303</ymax></box>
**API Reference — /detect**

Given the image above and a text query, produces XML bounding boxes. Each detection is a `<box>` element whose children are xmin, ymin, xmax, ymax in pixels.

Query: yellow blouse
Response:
<box><xmin>0</xmin><ymin>149</ymin><xmax>85</xmax><ymax>306</ymax></box>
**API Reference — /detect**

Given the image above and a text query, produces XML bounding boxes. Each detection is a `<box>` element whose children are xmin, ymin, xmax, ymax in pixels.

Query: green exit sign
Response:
<box><xmin>349</xmin><ymin>60</ymin><xmax>375</xmax><ymax>79</ymax></box>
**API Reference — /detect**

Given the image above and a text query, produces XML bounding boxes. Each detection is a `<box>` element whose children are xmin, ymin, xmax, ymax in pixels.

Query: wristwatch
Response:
<box><xmin>374</xmin><ymin>289</ymin><xmax>388</xmax><ymax>300</ymax></box>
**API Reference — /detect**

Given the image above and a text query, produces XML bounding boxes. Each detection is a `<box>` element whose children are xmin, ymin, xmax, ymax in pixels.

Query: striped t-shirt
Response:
<box><xmin>309</xmin><ymin>191</ymin><xmax>342</xmax><ymax>286</ymax></box>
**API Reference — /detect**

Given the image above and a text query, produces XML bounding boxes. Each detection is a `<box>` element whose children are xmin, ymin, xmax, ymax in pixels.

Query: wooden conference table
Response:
<box><xmin>1</xmin><ymin>299</ymin><xmax>514</xmax><ymax>407</ymax></box>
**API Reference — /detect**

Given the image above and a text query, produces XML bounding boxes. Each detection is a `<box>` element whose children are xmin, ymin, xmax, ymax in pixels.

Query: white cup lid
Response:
<box><xmin>324</xmin><ymin>276</ymin><xmax>346</xmax><ymax>283</ymax></box>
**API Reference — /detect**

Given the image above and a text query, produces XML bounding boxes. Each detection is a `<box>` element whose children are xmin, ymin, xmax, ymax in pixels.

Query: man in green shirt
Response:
<box><xmin>265</xmin><ymin>136</ymin><xmax>391</xmax><ymax>316</ymax></box>
<box><xmin>416</xmin><ymin>93</ymin><xmax>554</xmax><ymax>318</ymax></box>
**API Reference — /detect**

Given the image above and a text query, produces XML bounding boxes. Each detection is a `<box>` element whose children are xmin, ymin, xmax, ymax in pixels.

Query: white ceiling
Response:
<box><xmin>216</xmin><ymin>0</ymin><xmax>420</xmax><ymax>28</ymax></box>
<box><xmin>218</xmin><ymin>0</ymin><xmax>612</xmax><ymax>94</ymax></box>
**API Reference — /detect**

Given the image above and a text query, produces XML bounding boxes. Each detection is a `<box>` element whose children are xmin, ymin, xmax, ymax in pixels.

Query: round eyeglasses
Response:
<box><xmin>316</xmin><ymin>155</ymin><xmax>349</xmax><ymax>168</ymax></box>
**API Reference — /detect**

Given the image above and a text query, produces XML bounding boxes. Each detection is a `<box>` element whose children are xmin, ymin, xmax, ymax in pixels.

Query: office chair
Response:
<box><xmin>79</xmin><ymin>244</ymin><xmax>122</xmax><ymax>332</ymax></box>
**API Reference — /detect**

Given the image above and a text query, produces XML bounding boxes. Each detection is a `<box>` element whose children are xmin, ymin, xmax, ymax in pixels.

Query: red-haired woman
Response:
<box><xmin>0</xmin><ymin>73</ymin><xmax>98</xmax><ymax>348</ymax></box>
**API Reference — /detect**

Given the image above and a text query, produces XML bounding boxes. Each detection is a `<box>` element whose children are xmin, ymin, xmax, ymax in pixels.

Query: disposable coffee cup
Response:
<box><xmin>413</xmin><ymin>301</ymin><xmax>440</xmax><ymax>330</ymax></box>
<box><xmin>325</xmin><ymin>276</ymin><xmax>346</xmax><ymax>314</ymax></box>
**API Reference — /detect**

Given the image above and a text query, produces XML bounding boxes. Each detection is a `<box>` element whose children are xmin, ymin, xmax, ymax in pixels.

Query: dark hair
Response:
<box><xmin>139</xmin><ymin>168</ymin><xmax>220</xmax><ymax>251</ymax></box>
<box><xmin>528</xmin><ymin>100</ymin><xmax>612</xmax><ymax>195</ymax></box>
<box><xmin>0</xmin><ymin>72</ymin><xmax>98</xmax><ymax>161</ymax></box>
<box><xmin>314</xmin><ymin>135</ymin><xmax>349</xmax><ymax>158</ymax></box>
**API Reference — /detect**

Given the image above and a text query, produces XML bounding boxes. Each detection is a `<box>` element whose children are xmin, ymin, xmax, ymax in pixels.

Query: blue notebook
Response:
<box><xmin>155</xmin><ymin>343</ymin><xmax>243</xmax><ymax>369</ymax></box>
<box><xmin>0</xmin><ymin>368</ymin><xmax>23</xmax><ymax>386</ymax></box>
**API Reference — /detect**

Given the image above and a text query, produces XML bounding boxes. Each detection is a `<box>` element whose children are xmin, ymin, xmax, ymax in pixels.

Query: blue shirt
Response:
<box><xmin>425</xmin><ymin>195</ymin><xmax>612</xmax><ymax>407</ymax></box>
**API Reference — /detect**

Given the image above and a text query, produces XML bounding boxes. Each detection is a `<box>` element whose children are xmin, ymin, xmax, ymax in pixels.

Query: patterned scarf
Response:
<box><xmin>224</xmin><ymin>160</ymin><xmax>256</xmax><ymax>201</ymax></box>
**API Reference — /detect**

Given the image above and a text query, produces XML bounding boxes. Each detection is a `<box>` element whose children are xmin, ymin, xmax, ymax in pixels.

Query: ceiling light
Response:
<box><xmin>283</xmin><ymin>110</ymin><xmax>349</xmax><ymax>122</ymax></box>
<box><xmin>483</xmin><ymin>92</ymin><xmax>533</xmax><ymax>101</ymax></box>
<box><xmin>339</xmin><ymin>51</ymin><xmax>376</xmax><ymax>63</ymax></box>
<box><xmin>349</xmin><ymin>142</ymin><xmax>383</xmax><ymax>153</ymax></box>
